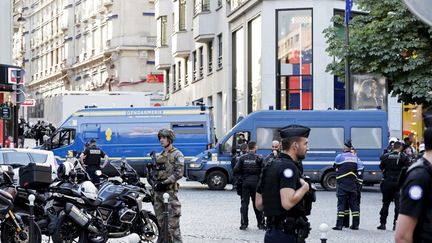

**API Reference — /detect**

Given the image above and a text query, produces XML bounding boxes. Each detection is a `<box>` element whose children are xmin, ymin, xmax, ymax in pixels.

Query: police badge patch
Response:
<box><xmin>178</xmin><ymin>157</ymin><xmax>185</xmax><ymax>163</ymax></box>
<box><xmin>408</xmin><ymin>185</ymin><xmax>423</xmax><ymax>200</ymax></box>
<box><xmin>283</xmin><ymin>168</ymin><xmax>293</xmax><ymax>178</ymax></box>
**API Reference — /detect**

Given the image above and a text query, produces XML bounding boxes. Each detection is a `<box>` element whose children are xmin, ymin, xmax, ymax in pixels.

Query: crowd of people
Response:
<box><xmin>17</xmin><ymin>118</ymin><xmax>56</xmax><ymax>147</ymax></box>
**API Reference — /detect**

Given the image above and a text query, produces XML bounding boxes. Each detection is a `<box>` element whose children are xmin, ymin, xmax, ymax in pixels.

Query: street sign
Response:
<box><xmin>7</xmin><ymin>67</ymin><xmax>22</xmax><ymax>84</ymax></box>
<box><xmin>1</xmin><ymin>107</ymin><xmax>11</xmax><ymax>120</ymax></box>
<box><xmin>404</xmin><ymin>0</ymin><xmax>432</xmax><ymax>26</ymax></box>
<box><xmin>21</xmin><ymin>99</ymin><xmax>36</xmax><ymax>107</ymax></box>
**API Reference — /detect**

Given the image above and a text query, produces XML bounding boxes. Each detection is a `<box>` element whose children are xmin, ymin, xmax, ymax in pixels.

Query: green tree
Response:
<box><xmin>324</xmin><ymin>0</ymin><xmax>432</xmax><ymax>108</ymax></box>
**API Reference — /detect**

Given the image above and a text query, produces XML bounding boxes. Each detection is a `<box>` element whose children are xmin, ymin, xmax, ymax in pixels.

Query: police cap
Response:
<box><xmin>279</xmin><ymin>125</ymin><xmax>310</xmax><ymax>139</ymax></box>
<box><xmin>344</xmin><ymin>139</ymin><xmax>353</xmax><ymax>148</ymax></box>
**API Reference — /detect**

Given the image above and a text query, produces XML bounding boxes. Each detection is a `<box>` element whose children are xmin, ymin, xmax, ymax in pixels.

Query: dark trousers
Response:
<box><xmin>240</xmin><ymin>180</ymin><xmax>263</xmax><ymax>227</ymax></box>
<box><xmin>86</xmin><ymin>166</ymin><xmax>100</xmax><ymax>184</ymax></box>
<box><xmin>265</xmin><ymin>228</ymin><xmax>297</xmax><ymax>243</ymax></box>
<box><xmin>336</xmin><ymin>187</ymin><xmax>359</xmax><ymax>227</ymax></box>
<box><xmin>343</xmin><ymin>184</ymin><xmax>362</xmax><ymax>227</ymax></box>
<box><xmin>379</xmin><ymin>180</ymin><xmax>400</xmax><ymax>225</ymax></box>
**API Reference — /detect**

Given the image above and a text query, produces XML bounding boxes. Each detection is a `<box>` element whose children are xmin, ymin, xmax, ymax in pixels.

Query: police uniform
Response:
<box><xmin>234</xmin><ymin>151</ymin><xmax>264</xmax><ymax>229</ymax></box>
<box><xmin>398</xmin><ymin>158</ymin><xmax>432</xmax><ymax>242</ymax></box>
<box><xmin>153</xmin><ymin>147</ymin><xmax>184</xmax><ymax>243</ymax></box>
<box><xmin>378</xmin><ymin>150</ymin><xmax>410</xmax><ymax>230</ymax></box>
<box><xmin>264</xmin><ymin>151</ymin><xmax>279</xmax><ymax>167</ymax></box>
<box><xmin>343</xmin><ymin>155</ymin><xmax>364</xmax><ymax>227</ymax></box>
<box><xmin>333</xmin><ymin>149</ymin><xmax>360</xmax><ymax>230</ymax></box>
<box><xmin>82</xmin><ymin>144</ymin><xmax>106</xmax><ymax>184</ymax></box>
<box><xmin>257</xmin><ymin>125</ymin><xmax>312</xmax><ymax>243</ymax></box>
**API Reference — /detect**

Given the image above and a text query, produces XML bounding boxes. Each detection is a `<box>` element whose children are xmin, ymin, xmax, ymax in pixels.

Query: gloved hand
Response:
<box><xmin>154</xmin><ymin>182</ymin><xmax>169</xmax><ymax>192</ymax></box>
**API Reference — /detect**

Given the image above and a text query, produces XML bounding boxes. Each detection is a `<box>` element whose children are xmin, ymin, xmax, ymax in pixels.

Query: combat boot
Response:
<box><xmin>377</xmin><ymin>224</ymin><xmax>386</xmax><ymax>230</ymax></box>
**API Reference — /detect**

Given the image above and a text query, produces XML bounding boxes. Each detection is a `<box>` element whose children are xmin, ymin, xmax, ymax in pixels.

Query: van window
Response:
<box><xmin>308</xmin><ymin>128</ymin><xmax>344</xmax><ymax>149</ymax></box>
<box><xmin>51</xmin><ymin>129</ymin><xmax>76</xmax><ymax>149</ymax></box>
<box><xmin>351</xmin><ymin>127</ymin><xmax>382</xmax><ymax>149</ymax></box>
<box><xmin>256</xmin><ymin>128</ymin><xmax>281</xmax><ymax>149</ymax></box>
<box><xmin>172</xmin><ymin>123</ymin><xmax>206</xmax><ymax>134</ymax></box>
<box><xmin>222</xmin><ymin>132</ymin><xmax>250</xmax><ymax>154</ymax></box>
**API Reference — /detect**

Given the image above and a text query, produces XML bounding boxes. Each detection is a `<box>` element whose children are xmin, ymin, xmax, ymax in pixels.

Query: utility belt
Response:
<box><xmin>266</xmin><ymin>216</ymin><xmax>311</xmax><ymax>239</ymax></box>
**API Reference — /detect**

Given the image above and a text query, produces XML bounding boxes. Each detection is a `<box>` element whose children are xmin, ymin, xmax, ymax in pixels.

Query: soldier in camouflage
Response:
<box><xmin>153</xmin><ymin>128</ymin><xmax>184</xmax><ymax>243</ymax></box>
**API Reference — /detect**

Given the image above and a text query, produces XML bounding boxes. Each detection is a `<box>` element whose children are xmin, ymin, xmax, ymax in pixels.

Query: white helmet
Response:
<box><xmin>419</xmin><ymin>143</ymin><xmax>425</xmax><ymax>153</ymax></box>
<box><xmin>389</xmin><ymin>137</ymin><xmax>399</xmax><ymax>144</ymax></box>
<box><xmin>57</xmin><ymin>161</ymin><xmax>75</xmax><ymax>179</ymax></box>
<box><xmin>79</xmin><ymin>181</ymin><xmax>98</xmax><ymax>200</ymax></box>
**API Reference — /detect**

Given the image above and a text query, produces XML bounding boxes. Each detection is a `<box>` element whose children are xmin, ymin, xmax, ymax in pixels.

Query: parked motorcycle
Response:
<box><xmin>0</xmin><ymin>165</ymin><xmax>42</xmax><ymax>243</ymax></box>
<box><xmin>97</xmin><ymin>159</ymin><xmax>159</xmax><ymax>242</ymax></box>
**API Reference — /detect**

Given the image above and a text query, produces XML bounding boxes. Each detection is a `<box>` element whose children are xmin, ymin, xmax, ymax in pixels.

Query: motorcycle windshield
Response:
<box><xmin>109</xmin><ymin>160</ymin><xmax>138</xmax><ymax>176</ymax></box>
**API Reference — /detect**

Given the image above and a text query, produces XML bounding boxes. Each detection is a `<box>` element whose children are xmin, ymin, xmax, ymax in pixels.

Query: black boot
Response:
<box><xmin>332</xmin><ymin>226</ymin><xmax>343</xmax><ymax>230</ymax></box>
<box><xmin>377</xmin><ymin>224</ymin><xmax>386</xmax><ymax>230</ymax></box>
<box><xmin>350</xmin><ymin>225</ymin><xmax>359</xmax><ymax>230</ymax></box>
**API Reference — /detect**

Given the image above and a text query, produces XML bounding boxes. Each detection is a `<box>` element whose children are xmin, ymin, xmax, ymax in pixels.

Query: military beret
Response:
<box><xmin>344</xmin><ymin>139</ymin><xmax>353</xmax><ymax>148</ymax></box>
<box><xmin>279</xmin><ymin>125</ymin><xmax>311</xmax><ymax>139</ymax></box>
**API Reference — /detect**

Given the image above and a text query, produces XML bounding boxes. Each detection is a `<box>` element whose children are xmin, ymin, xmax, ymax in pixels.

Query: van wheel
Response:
<box><xmin>207</xmin><ymin>171</ymin><xmax>227</xmax><ymax>190</ymax></box>
<box><xmin>322</xmin><ymin>171</ymin><xmax>337</xmax><ymax>191</ymax></box>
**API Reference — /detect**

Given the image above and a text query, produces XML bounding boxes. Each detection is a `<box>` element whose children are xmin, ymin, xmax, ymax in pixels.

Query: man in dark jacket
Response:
<box><xmin>234</xmin><ymin>141</ymin><xmax>264</xmax><ymax>230</ymax></box>
<box><xmin>377</xmin><ymin>141</ymin><xmax>410</xmax><ymax>230</ymax></box>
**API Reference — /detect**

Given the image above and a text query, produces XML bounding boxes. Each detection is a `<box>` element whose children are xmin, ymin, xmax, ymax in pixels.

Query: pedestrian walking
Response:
<box><xmin>395</xmin><ymin>127</ymin><xmax>432</xmax><ymax>242</ymax></box>
<box><xmin>79</xmin><ymin>139</ymin><xmax>108</xmax><ymax>184</ymax></box>
<box><xmin>18</xmin><ymin>118</ymin><xmax>26</xmax><ymax>148</ymax></box>
<box><xmin>377</xmin><ymin>141</ymin><xmax>410</xmax><ymax>230</ymax></box>
<box><xmin>153</xmin><ymin>128</ymin><xmax>184</xmax><ymax>243</ymax></box>
<box><xmin>255</xmin><ymin>125</ymin><xmax>312</xmax><ymax>243</ymax></box>
<box><xmin>333</xmin><ymin>139</ymin><xmax>361</xmax><ymax>230</ymax></box>
<box><xmin>233</xmin><ymin>141</ymin><xmax>264</xmax><ymax>230</ymax></box>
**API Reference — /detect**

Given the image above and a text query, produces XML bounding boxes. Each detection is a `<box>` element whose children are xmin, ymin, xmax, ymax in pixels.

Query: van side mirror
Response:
<box><xmin>207</xmin><ymin>151</ymin><xmax>212</xmax><ymax>158</ymax></box>
<box><xmin>218</xmin><ymin>143</ymin><xmax>223</xmax><ymax>153</ymax></box>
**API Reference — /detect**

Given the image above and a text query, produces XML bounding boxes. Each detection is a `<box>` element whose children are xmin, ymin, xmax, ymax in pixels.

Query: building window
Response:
<box><xmin>208</xmin><ymin>41</ymin><xmax>213</xmax><ymax>74</ymax></box>
<box><xmin>199</xmin><ymin>46</ymin><xmax>204</xmax><ymax>78</ymax></box>
<box><xmin>192</xmin><ymin>51</ymin><xmax>197</xmax><ymax>81</ymax></box>
<box><xmin>232</xmin><ymin>28</ymin><xmax>245</xmax><ymax>125</ymax></box>
<box><xmin>217</xmin><ymin>34</ymin><xmax>223</xmax><ymax>69</ymax></box>
<box><xmin>158</xmin><ymin>16</ymin><xmax>168</xmax><ymax>46</ymax></box>
<box><xmin>194</xmin><ymin>0</ymin><xmax>210</xmax><ymax>15</ymax></box>
<box><xmin>230</xmin><ymin>0</ymin><xmax>248</xmax><ymax>11</ymax></box>
<box><xmin>179</xmin><ymin>0</ymin><xmax>186</xmax><ymax>31</ymax></box>
<box><xmin>166</xmin><ymin>67</ymin><xmax>170</xmax><ymax>95</ymax></box>
<box><xmin>185</xmin><ymin>56</ymin><xmax>189</xmax><ymax>86</ymax></box>
<box><xmin>173</xmin><ymin>64</ymin><xmax>177</xmax><ymax>92</ymax></box>
<box><xmin>277</xmin><ymin>9</ymin><xmax>313</xmax><ymax>110</ymax></box>
<box><xmin>178</xmin><ymin>61</ymin><xmax>182</xmax><ymax>90</ymax></box>
<box><xmin>334</xmin><ymin>76</ymin><xmax>345</xmax><ymax>110</ymax></box>
<box><xmin>248</xmin><ymin>15</ymin><xmax>262</xmax><ymax>113</ymax></box>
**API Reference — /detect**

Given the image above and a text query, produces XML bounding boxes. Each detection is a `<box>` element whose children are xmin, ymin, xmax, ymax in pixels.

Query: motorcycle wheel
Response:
<box><xmin>51</xmin><ymin>216</ymin><xmax>87</xmax><ymax>243</ymax></box>
<box><xmin>0</xmin><ymin>216</ymin><xmax>42</xmax><ymax>243</ymax></box>
<box><xmin>133</xmin><ymin>212</ymin><xmax>160</xmax><ymax>242</ymax></box>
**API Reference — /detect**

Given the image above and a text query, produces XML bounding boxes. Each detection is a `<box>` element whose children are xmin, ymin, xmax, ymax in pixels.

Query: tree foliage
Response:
<box><xmin>324</xmin><ymin>0</ymin><xmax>432</xmax><ymax>108</ymax></box>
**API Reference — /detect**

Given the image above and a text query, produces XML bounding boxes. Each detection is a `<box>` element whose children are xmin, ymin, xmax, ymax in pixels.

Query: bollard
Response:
<box><xmin>28</xmin><ymin>194</ymin><xmax>36</xmax><ymax>243</ymax></box>
<box><xmin>163</xmin><ymin>193</ymin><xmax>170</xmax><ymax>243</ymax></box>
<box><xmin>319</xmin><ymin>223</ymin><xmax>329</xmax><ymax>243</ymax></box>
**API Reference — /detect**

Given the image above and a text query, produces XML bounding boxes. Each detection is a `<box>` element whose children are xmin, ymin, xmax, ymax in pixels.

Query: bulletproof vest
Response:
<box><xmin>334</xmin><ymin>152</ymin><xmax>358</xmax><ymax>191</ymax></box>
<box><xmin>381</xmin><ymin>152</ymin><xmax>405</xmax><ymax>181</ymax></box>
<box><xmin>86</xmin><ymin>146</ymin><xmax>103</xmax><ymax>166</ymax></box>
<box><xmin>262</xmin><ymin>156</ymin><xmax>304</xmax><ymax>218</ymax></box>
<box><xmin>239</xmin><ymin>153</ymin><xmax>262</xmax><ymax>179</ymax></box>
<box><xmin>399</xmin><ymin>159</ymin><xmax>432</xmax><ymax>242</ymax></box>
<box><xmin>155</xmin><ymin>147</ymin><xmax>178</xmax><ymax>181</ymax></box>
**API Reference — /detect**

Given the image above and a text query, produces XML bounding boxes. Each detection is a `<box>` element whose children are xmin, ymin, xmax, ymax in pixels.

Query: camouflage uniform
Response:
<box><xmin>153</xmin><ymin>147</ymin><xmax>184</xmax><ymax>243</ymax></box>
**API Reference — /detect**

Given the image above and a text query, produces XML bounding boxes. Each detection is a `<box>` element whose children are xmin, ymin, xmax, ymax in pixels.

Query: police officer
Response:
<box><xmin>256</xmin><ymin>125</ymin><xmax>312</xmax><ymax>243</ymax></box>
<box><xmin>333</xmin><ymin>139</ymin><xmax>360</xmax><ymax>230</ymax></box>
<box><xmin>234</xmin><ymin>141</ymin><xmax>264</xmax><ymax>230</ymax></box>
<box><xmin>343</xmin><ymin>147</ymin><xmax>364</xmax><ymax>228</ymax></box>
<box><xmin>395</xmin><ymin>127</ymin><xmax>432</xmax><ymax>242</ymax></box>
<box><xmin>153</xmin><ymin>129</ymin><xmax>184</xmax><ymax>243</ymax></box>
<box><xmin>264</xmin><ymin>140</ymin><xmax>280</xmax><ymax>166</ymax></box>
<box><xmin>231</xmin><ymin>143</ymin><xmax>248</xmax><ymax>192</ymax></box>
<box><xmin>377</xmin><ymin>141</ymin><xmax>410</xmax><ymax>230</ymax></box>
<box><xmin>79</xmin><ymin>139</ymin><xmax>108</xmax><ymax>184</ymax></box>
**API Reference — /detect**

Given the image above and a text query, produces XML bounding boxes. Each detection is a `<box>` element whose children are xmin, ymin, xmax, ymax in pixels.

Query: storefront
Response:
<box><xmin>403</xmin><ymin>103</ymin><xmax>424</xmax><ymax>149</ymax></box>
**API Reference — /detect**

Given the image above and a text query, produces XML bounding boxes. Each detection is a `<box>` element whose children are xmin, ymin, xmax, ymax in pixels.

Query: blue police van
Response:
<box><xmin>187</xmin><ymin>110</ymin><xmax>388</xmax><ymax>190</ymax></box>
<box><xmin>42</xmin><ymin>106</ymin><xmax>216</xmax><ymax>176</ymax></box>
